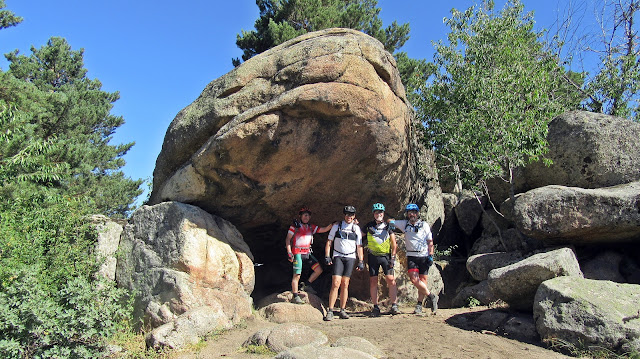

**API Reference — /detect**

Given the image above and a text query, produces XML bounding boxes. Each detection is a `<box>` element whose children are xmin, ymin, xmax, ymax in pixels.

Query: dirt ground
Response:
<box><xmin>174</xmin><ymin>305</ymin><xmax>573</xmax><ymax>359</ymax></box>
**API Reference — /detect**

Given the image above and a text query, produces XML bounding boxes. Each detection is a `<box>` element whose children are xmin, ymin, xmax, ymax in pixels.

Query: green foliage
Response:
<box><xmin>0</xmin><ymin>7</ymin><xmax>140</xmax><ymax>357</ymax></box>
<box><xmin>0</xmin><ymin>0</ymin><xmax>22</xmax><ymax>30</ymax></box>
<box><xmin>433</xmin><ymin>244</ymin><xmax>457</xmax><ymax>260</ymax></box>
<box><xmin>546</xmin><ymin>337</ymin><xmax>640</xmax><ymax>359</ymax></box>
<box><xmin>582</xmin><ymin>1</ymin><xmax>640</xmax><ymax>121</ymax></box>
<box><xmin>233</xmin><ymin>0</ymin><xmax>410</xmax><ymax>65</ymax></box>
<box><xmin>0</xmin><ymin>271</ymin><xmax>130</xmax><ymax>359</ymax></box>
<box><xmin>4</xmin><ymin>37</ymin><xmax>143</xmax><ymax>217</ymax></box>
<box><xmin>416</xmin><ymin>0</ymin><xmax>583</xmax><ymax>194</ymax></box>
<box><xmin>0</xmin><ymin>188</ymin><xmax>132</xmax><ymax>358</ymax></box>
<box><xmin>244</xmin><ymin>344</ymin><xmax>277</xmax><ymax>355</ymax></box>
<box><xmin>465</xmin><ymin>297</ymin><xmax>481</xmax><ymax>308</ymax></box>
<box><xmin>395</xmin><ymin>51</ymin><xmax>429</xmax><ymax>107</ymax></box>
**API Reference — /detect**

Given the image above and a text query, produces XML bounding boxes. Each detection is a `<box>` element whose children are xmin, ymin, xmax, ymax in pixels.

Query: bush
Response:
<box><xmin>0</xmin><ymin>269</ymin><xmax>130</xmax><ymax>358</ymax></box>
<box><xmin>0</xmin><ymin>193</ymin><xmax>131</xmax><ymax>358</ymax></box>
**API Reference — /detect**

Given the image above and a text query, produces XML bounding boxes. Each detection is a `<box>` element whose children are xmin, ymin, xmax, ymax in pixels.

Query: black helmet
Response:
<box><xmin>343</xmin><ymin>205</ymin><xmax>356</xmax><ymax>214</ymax></box>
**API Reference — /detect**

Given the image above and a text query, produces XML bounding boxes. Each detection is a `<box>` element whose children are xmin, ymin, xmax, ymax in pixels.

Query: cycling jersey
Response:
<box><xmin>394</xmin><ymin>219</ymin><xmax>432</xmax><ymax>257</ymax></box>
<box><xmin>288</xmin><ymin>223</ymin><xmax>319</xmax><ymax>254</ymax></box>
<box><xmin>328</xmin><ymin>221</ymin><xmax>362</xmax><ymax>258</ymax></box>
<box><xmin>365</xmin><ymin>221</ymin><xmax>392</xmax><ymax>255</ymax></box>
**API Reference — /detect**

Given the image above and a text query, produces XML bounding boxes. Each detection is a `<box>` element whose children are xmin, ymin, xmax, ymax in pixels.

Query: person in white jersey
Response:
<box><xmin>391</xmin><ymin>203</ymin><xmax>438</xmax><ymax>315</ymax></box>
<box><xmin>323</xmin><ymin>205</ymin><xmax>364</xmax><ymax>321</ymax></box>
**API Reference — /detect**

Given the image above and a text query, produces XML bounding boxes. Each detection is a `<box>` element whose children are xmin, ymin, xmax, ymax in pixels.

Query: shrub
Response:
<box><xmin>0</xmin><ymin>269</ymin><xmax>130</xmax><ymax>358</ymax></box>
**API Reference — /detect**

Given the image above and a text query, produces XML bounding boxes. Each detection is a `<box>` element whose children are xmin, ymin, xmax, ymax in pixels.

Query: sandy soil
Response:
<box><xmin>174</xmin><ymin>305</ymin><xmax>572</xmax><ymax>359</ymax></box>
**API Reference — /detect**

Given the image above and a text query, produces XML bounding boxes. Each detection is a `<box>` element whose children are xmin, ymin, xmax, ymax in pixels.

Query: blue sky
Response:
<box><xmin>0</xmin><ymin>0</ymin><xmax>582</xmax><ymax>203</ymax></box>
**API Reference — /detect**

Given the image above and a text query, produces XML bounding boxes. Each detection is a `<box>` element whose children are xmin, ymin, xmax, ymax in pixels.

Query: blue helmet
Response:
<box><xmin>405</xmin><ymin>203</ymin><xmax>419</xmax><ymax>212</ymax></box>
<box><xmin>372</xmin><ymin>203</ymin><xmax>385</xmax><ymax>212</ymax></box>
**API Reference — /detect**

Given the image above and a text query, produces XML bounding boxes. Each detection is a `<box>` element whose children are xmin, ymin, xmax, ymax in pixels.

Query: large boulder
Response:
<box><xmin>92</xmin><ymin>215</ymin><xmax>125</xmax><ymax>281</ymax></box>
<box><xmin>454</xmin><ymin>191</ymin><xmax>486</xmax><ymax>237</ymax></box>
<box><xmin>115</xmin><ymin>202</ymin><xmax>254</xmax><ymax>328</ymax></box>
<box><xmin>504</xmin><ymin>181</ymin><xmax>640</xmax><ymax>244</ymax></box>
<box><xmin>466</xmin><ymin>252</ymin><xmax>523</xmax><ymax>282</ymax></box>
<box><xmin>145</xmin><ymin>305</ymin><xmax>232</xmax><ymax>350</ymax></box>
<box><xmin>275</xmin><ymin>344</ymin><xmax>377</xmax><ymax>359</ymax></box>
<box><xmin>148</xmin><ymin>28</ymin><xmax>442</xmax><ymax>274</ymax></box>
<box><xmin>451</xmin><ymin>280</ymin><xmax>500</xmax><ymax>308</ymax></box>
<box><xmin>534</xmin><ymin>276</ymin><xmax>640</xmax><ymax>355</ymax></box>
<box><xmin>244</xmin><ymin>323</ymin><xmax>328</xmax><ymax>353</ymax></box>
<box><xmin>487</xmin><ymin>247</ymin><xmax>583</xmax><ymax>311</ymax></box>
<box><xmin>525</xmin><ymin>111</ymin><xmax>640</xmax><ymax>190</ymax></box>
<box><xmin>581</xmin><ymin>251</ymin><xmax>626</xmax><ymax>282</ymax></box>
<box><xmin>470</xmin><ymin>228</ymin><xmax>541</xmax><ymax>255</ymax></box>
<box><xmin>488</xmin><ymin>111</ymin><xmax>640</xmax><ymax>203</ymax></box>
<box><xmin>261</xmin><ymin>302</ymin><xmax>324</xmax><ymax>323</ymax></box>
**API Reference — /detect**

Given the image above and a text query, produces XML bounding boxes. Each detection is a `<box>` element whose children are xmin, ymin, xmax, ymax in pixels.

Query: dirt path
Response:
<box><xmin>174</xmin><ymin>305</ymin><xmax>571</xmax><ymax>359</ymax></box>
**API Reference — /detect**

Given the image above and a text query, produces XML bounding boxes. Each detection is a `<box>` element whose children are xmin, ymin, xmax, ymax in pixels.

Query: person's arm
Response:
<box><xmin>324</xmin><ymin>238</ymin><xmax>333</xmax><ymax>265</ymax></box>
<box><xmin>355</xmin><ymin>227</ymin><xmax>364</xmax><ymax>270</ymax></box>
<box><xmin>318</xmin><ymin>221</ymin><xmax>336</xmax><ymax>233</ymax></box>
<box><xmin>285</xmin><ymin>231</ymin><xmax>294</xmax><ymax>262</ymax></box>
<box><xmin>426</xmin><ymin>226</ymin><xmax>434</xmax><ymax>256</ymax></box>
<box><xmin>324</xmin><ymin>224</ymin><xmax>337</xmax><ymax>264</ymax></box>
<box><xmin>390</xmin><ymin>232</ymin><xmax>397</xmax><ymax>257</ymax></box>
<box><xmin>391</xmin><ymin>219</ymin><xmax>405</xmax><ymax>233</ymax></box>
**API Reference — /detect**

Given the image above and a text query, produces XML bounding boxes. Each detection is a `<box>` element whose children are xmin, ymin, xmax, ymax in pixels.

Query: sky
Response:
<box><xmin>0</xmin><ymin>0</ymin><xmax>590</xmax><ymax>203</ymax></box>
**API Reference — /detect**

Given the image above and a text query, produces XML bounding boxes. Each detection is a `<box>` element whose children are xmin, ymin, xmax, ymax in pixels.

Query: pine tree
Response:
<box><xmin>0</xmin><ymin>0</ymin><xmax>22</xmax><ymax>30</ymax></box>
<box><xmin>5</xmin><ymin>38</ymin><xmax>142</xmax><ymax>217</ymax></box>
<box><xmin>234</xmin><ymin>0</ymin><xmax>410</xmax><ymax>65</ymax></box>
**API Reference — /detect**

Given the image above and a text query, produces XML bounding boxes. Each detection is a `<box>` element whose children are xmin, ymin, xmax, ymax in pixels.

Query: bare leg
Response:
<box><xmin>291</xmin><ymin>273</ymin><xmax>301</xmax><ymax>294</ymax></box>
<box><xmin>308</xmin><ymin>265</ymin><xmax>322</xmax><ymax>283</ymax></box>
<box><xmin>409</xmin><ymin>271</ymin><xmax>430</xmax><ymax>303</ymax></box>
<box><xmin>328</xmin><ymin>275</ymin><xmax>342</xmax><ymax>309</ymax></box>
<box><xmin>369</xmin><ymin>276</ymin><xmax>379</xmax><ymax>306</ymax></box>
<box><xmin>385</xmin><ymin>274</ymin><xmax>397</xmax><ymax>304</ymax></box>
<box><xmin>339</xmin><ymin>277</ymin><xmax>351</xmax><ymax>309</ymax></box>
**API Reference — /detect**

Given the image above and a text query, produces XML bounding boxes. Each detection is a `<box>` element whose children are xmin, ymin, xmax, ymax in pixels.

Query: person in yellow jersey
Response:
<box><xmin>363</xmin><ymin>203</ymin><xmax>399</xmax><ymax>316</ymax></box>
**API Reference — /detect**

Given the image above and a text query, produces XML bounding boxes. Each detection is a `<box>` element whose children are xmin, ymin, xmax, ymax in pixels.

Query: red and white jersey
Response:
<box><xmin>288</xmin><ymin>223</ymin><xmax>319</xmax><ymax>254</ymax></box>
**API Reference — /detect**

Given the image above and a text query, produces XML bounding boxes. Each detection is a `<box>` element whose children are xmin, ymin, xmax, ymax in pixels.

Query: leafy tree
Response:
<box><xmin>0</xmin><ymin>0</ymin><xmax>22</xmax><ymax>30</ymax></box>
<box><xmin>416</xmin><ymin>0</ymin><xmax>583</xmax><ymax>197</ymax></box>
<box><xmin>5</xmin><ymin>38</ymin><xmax>143</xmax><ymax>217</ymax></box>
<box><xmin>234</xmin><ymin>0</ymin><xmax>410</xmax><ymax>65</ymax></box>
<box><xmin>548</xmin><ymin>0</ymin><xmax>640</xmax><ymax>121</ymax></box>
<box><xmin>584</xmin><ymin>0</ymin><xmax>640</xmax><ymax>120</ymax></box>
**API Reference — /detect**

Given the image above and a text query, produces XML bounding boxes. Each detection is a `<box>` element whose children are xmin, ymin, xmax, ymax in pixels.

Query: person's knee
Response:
<box><xmin>385</xmin><ymin>276</ymin><xmax>396</xmax><ymax>286</ymax></box>
<box><xmin>331</xmin><ymin>276</ymin><xmax>342</xmax><ymax>287</ymax></box>
<box><xmin>409</xmin><ymin>274</ymin><xmax>420</xmax><ymax>285</ymax></box>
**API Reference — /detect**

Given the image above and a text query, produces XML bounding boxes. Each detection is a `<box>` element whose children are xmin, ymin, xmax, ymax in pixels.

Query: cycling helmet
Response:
<box><xmin>343</xmin><ymin>205</ymin><xmax>356</xmax><ymax>214</ymax></box>
<box><xmin>405</xmin><ymin>203</ymin><xmax>419</xmax><ymax>212</ymax></box>
<box><xmin>299</xmin><ymin>206</ymin><xmax>312</xmax><ymax>215</ymax></box>
<box><xmin>372</xmin><ymin>203</ymin><xmax>385</xmax><ymax>212</ymax></box>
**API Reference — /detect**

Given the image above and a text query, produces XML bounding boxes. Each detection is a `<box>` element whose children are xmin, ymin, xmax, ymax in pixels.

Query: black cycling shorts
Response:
<box><xmin>368</xmin><ymin>253</ymin><xmax>394</xmax><ymax>276</ymax></box>
<box><xmin>332</xmin><ymin>256</ymin><xmax>356</xmax><ymax>277</ymax></box>
<box><xmin>407</xmin><ymin>255</ymin><xmax>433</xmax><ymax>276</ymax></box>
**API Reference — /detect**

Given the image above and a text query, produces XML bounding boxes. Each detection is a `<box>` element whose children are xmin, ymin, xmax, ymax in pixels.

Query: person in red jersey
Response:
<box><xmin>285</xmin><ymin>206</ymin><xmax>334</xmax><ymax>304</ymax></box>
